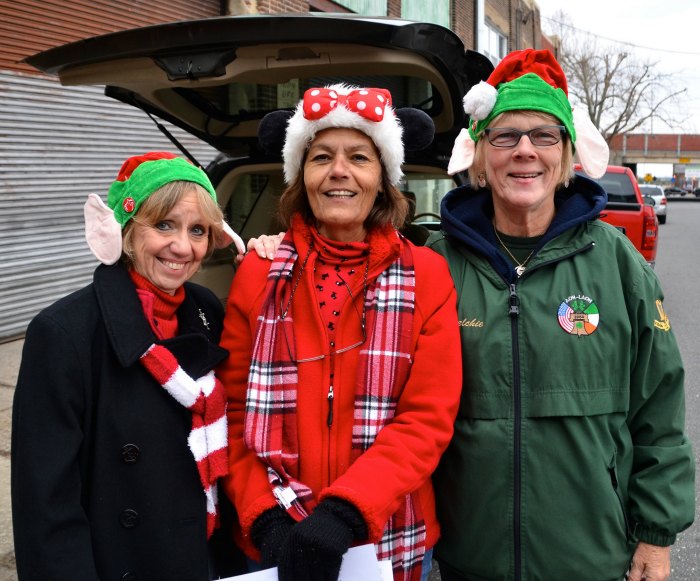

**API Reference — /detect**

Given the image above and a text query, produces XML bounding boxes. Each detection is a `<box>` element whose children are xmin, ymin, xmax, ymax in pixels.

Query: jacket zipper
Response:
<box><xmin>504</xmin><ymin>240</ymin><xmax>593</xmax><ymax>580</ymax></box>
<box><xmin>326</xmin><ymin>375</ymin><xmax>334</xmax><ymax>485</ymax></box>
<box><xmin>327</xmin><ymin>384</ymin><xmax>334</xmax><ymax>427</ymax></box>
<box><xmin>508</xmin><ymin>283</ymin><xmax>523</xmax><ymax>581</ymax></box>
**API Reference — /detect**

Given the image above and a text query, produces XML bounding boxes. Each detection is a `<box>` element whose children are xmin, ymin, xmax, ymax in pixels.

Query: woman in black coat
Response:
<box><xmin>11</xmin><ymin>152</ymin><xmax>248</xmax><ymax>581</ymax></box>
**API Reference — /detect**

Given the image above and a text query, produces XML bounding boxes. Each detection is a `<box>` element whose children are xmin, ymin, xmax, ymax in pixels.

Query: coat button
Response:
<box><xmin>120</xmin><ymin>443</ymin><xmax>140</xmax><ymax>463</ymax></box>
<box><xmin>121</xmin><ymin>573</ymin><xmax>137</xmax><ymax>581</ymax></box>
<box><xmin>119</xmin><ymin>509</ymin><xmax>139</xmax><ymax>528</ymax></box>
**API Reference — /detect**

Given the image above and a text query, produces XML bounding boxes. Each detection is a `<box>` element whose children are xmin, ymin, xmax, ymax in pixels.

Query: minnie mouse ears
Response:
<box><xmin>258</xmin><ymin>107</ymin><xmax>435</xmax><ymax>154</ymax></box>
<box><xmin>258</xmin><ymin>85</ymin><xmax>435</xmax><ymax>186</ymax></box>
<box><xmin>258</xmin><ymin>109</ymin><xmax>294</xmax><ymax>156</ymax></box>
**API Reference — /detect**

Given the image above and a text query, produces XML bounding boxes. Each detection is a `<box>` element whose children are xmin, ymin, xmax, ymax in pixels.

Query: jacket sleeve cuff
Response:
<box><xmin>236</xmin><ymin>495</ymin><xmax>280</xmax><ymax>559</ymax></box>
<box><xmin>633</xmin><ymin>522</ymin><xmax>677</xmax><ymax>547</ymax></box>
<box><xmin>319</xmin><ymin>487</ymin><xmax>384</xmax><ymax>543</ymax></box>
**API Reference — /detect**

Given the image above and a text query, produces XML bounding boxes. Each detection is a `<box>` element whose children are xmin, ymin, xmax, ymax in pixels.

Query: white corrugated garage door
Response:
<box><xmin>0</xmin><ymin>71</ymin><xmax>216</xmax><ymax>341</ymax></box>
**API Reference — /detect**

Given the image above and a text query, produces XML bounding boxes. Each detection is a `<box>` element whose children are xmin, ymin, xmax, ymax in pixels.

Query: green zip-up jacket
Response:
<box><xmin>428</xmin><ymin>177</ymin><xmax>694</xmax><ymax>581</ymax></box>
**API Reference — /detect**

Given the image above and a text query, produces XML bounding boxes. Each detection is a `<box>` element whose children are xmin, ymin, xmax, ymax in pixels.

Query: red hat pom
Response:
<box><xmin>486</xmin><ymin>49</ymin><xmax>568</xmax><ymax>95</ymax></box>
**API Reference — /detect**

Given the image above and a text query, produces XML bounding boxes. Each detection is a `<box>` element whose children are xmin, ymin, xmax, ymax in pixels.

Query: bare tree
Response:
<box><xmin>544</xmin><ymin>11</ymin><xmax>687</xmax><ymax>141</ymax></box>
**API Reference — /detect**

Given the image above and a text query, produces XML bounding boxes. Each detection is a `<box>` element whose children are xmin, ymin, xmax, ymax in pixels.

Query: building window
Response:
<box><xmin>484</xmin><ymin>24</ymin><xmax>507</xmax><ymax>66</ymax></box>
<box><xmin>334</xmin><ymin>0</ymin><xmax>387</xmax><ymax>14</ymax></box>
<box><xmin>402</xmin><ymin>1</ymin><xmax>449</xmax><ymax>28</ymax></box>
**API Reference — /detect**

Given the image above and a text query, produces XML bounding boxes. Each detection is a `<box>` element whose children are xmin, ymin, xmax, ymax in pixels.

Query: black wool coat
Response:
<box><xmin>11</xmin><ymin>263</ymin><xmax>246</xmax><ymax>581</ymax></box>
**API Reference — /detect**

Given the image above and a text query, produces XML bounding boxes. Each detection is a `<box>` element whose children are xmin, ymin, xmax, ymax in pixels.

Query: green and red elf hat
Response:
<box><xmin>448</xmin><ymin>49</ymin><xmax>609</xmax><ymax>178</ymax></box>
<box><xmin>84</xmin><ymin>152</ymin><xmax>244</xmax><ymax>265</ymax></box>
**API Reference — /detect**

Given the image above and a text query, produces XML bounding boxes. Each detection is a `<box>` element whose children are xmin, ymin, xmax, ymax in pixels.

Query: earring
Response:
<box><xmin>477</xmin><ymin>173</ymin><xmax>487</xmax><ymax>188</ymax></box>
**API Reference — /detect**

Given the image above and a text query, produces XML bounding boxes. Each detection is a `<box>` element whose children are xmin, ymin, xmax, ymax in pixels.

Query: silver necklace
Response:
<box><xmin>493</xmin><ymin>227</ymin><xmax>535</xmax><ymax>277</ymax></box>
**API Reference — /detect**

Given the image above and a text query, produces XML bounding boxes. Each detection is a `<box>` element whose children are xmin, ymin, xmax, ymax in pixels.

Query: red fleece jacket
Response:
<box><xmin>218</xmin><ymin>220</ymin><xmax>462</xmax><ymax>558</ymax></box>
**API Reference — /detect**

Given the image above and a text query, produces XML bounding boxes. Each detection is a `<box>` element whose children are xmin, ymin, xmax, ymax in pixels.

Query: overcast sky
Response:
<box><xmin>535</xmin><ymin>0</ymin><xmax>700</xmax><ymax>177</ymax></box>
<box><xmin>535</xmin><ymin>0</ymin><xmax>700</xmax><ymax>134</ymax></box>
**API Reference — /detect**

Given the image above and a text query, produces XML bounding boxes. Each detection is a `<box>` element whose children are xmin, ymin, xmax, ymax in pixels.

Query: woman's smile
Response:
<box><xmin>303</xmin><ymin>128</ymin><xmax>383</xmax><ymax>242</ymax></box>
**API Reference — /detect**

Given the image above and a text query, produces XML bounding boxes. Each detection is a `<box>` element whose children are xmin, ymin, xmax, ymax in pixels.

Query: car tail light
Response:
<box><xmin>642</xmin><ymin>206</ymin><xmax>658</xmax><ymax>251</ymax></box>
<box><xmin>660</xmin><ymin>198</ymin><xmax>667</xmax><ymax>205</ymax></box>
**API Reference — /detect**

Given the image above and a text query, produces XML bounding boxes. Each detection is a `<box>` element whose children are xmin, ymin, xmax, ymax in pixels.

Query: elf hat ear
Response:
<box><xmin>84</xmin><ymin>193</ymin><xmax>123</xmax><ymax>265</ymax></box>
<box><xmin>216</xmin><ymin>221</ymin><xmax>246</xmax><ymax>255</ymax></box>
<box><xmin>447</xmin><ymin>128</ymin><xmax>476</xmax><ymax>175</ymax></box>
<box><xmin>572</xmin><ymin>107</ymin><xmax>609</xmax><ymax>179</ymax></box>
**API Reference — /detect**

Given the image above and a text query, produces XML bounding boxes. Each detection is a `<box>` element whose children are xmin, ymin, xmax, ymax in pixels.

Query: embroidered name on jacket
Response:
<box><xmin>557</xmin><ymin>294</ymin><xmax>599</xmax><ymax>336</ymax></box>
<box><xmin>459</xmin><ymin>317</ymin><xmax>484</xmax><ymax>328</ymax></box>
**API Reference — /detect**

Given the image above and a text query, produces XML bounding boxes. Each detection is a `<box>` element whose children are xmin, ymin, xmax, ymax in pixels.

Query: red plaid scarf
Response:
<box><xmin>244</xmin><ymin>228</ymin><xmax>426</xmax><ymax>581</ymax></box>
<box><xmin>140</xmin><ymin>343</ymin><xmax>228</xmax><ymax>539</ymax></box>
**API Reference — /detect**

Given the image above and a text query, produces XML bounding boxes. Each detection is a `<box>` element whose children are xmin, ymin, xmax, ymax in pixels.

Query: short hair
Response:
<box><xmin>121</xmin><ymin>181</ymin><xmax>224</xmax><ymax>266</ymax></box>
<box><xmin>468</xmin><ymin>111</ymin><xmax>575</xmax><ymax>190</ymax></box>
<box><xmin>276</xmin><ymin>135</ymin><xmax>409</xmax><ymax>231</ymax></box>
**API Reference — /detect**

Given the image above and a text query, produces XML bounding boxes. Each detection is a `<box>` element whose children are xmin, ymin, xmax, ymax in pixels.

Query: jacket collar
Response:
<box><xmin>439</xmin><ymin>175</ymin><xmax>607</xmax><ymax>281</ymax></box>
<box><xmin>290</xmin><ymin>213</ymin><xmax>402</xmax><ymax>280</ymax></box>
<box><xmin>92</xmin><ymin>263</ymin><xmax>227</xmax><ymax>375</ymax></box>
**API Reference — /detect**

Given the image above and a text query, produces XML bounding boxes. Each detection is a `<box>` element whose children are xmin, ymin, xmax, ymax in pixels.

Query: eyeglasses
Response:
<box><xmin>483</xmin><ymin>125</ymin><xmax>566</xmax><ymax>148</ymax></box>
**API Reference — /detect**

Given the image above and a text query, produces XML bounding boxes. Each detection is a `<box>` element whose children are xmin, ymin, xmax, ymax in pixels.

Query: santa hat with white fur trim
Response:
<box><xmin>258</xmin><ymin>84</ymin><xmax>435</xmax><ymax>186</ymax></box>
<box><xmin>447</xmin><ymin>49</ymin><xmax>609</xmax><ymax>179</ymax></box>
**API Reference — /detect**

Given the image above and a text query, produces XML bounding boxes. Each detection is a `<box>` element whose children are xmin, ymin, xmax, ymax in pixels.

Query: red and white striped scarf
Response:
<box><xmin>140</xmin><ymin>343</ymin><xmax>227</xmax><ymax>539</ymax></box>
<box><xmin>244</xmin><ymin>229</ymin><xmax>426</xmax><ymax>581</ymax></box>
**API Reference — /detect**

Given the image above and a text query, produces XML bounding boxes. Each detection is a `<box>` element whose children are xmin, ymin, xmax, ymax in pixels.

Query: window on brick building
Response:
<box><xmin>484</xmin><ymin>24</ymin><xmax>507</xmax><ymax>66</ymax></box>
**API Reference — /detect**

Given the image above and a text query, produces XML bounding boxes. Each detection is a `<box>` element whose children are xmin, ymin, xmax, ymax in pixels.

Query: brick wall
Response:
<box><xmin>452</xmin><ymin>0</ymin><xmax>476</xmax><ymax>49</ymax></box>
<box><xmin>0</xmin><ymin>0</ymin><xmax>222</xmax><ymax>74</ymax></box>
<box><xmin>387</xmin><ymin>0</ymin><xmax>401</xmax><ymax>17</ymax></box>
<box><xmin>610</xmin><ymin>134</ymin><xmax>700</xmax><ymax>155</ymax></box>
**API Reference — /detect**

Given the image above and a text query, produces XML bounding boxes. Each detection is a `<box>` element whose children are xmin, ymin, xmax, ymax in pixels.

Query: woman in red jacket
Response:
<box><xmin>218</xmin><ymin>85</ymin><xmax>462</xmax><ymax>581</ymax></box>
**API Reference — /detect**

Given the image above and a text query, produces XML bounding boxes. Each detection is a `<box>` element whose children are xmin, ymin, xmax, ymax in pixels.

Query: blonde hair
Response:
<box><xmin>121</xmin><ymin>181</ymin><xmax>224</xmax><ymax>266</ymax></box>
<box><xmin>468</xmin><ymin>111</ymin><xmax>575</xmax><ymax>190</ymax></box>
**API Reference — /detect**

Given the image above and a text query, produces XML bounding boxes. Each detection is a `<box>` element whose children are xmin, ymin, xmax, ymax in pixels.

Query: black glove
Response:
<box><xmin>277</xmin><ymin>498</ymin><xmax>368</xmax><ymax>581</ymax></box>
<box><xmin>250</xmin><ymin>506</ymin><xmax>296</xmax><ymax>569</ymax></box>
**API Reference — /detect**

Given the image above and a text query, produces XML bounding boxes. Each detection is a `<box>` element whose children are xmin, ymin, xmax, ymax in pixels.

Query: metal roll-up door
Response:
<box><xmin>0</xmin><ymin>71</ymin><xmax>216</xmax><ymax>341</ymax></box>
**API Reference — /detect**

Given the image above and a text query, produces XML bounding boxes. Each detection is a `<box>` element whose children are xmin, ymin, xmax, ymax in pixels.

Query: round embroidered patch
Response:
<box><xmin>557</xmin><ymin>295</ymin><xmax>599</xmax><ymax>336</ymax></box>
<box><xmin>123</xmin><ymin>197</ymin><xmax>135</xmax><ymax>213</ymax></box>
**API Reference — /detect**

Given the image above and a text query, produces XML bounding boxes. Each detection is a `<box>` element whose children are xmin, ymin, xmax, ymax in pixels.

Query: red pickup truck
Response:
<box><xmin>575</xmin><ymin>165</ymin><xmax>659</xmax><ymax>267</ymax></box>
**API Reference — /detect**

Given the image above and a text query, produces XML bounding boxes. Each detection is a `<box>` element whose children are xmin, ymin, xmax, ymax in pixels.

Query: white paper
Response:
<box><xmin>337</xmin><ymin>544</ymin><xmax>381</xmax><ymax>580</ymax></box>
<box><xmin>221</xmin><ymin>544</ymin><xmax>392</xmax><ymax>581</ymax></box>
<box><xmin>377</xmin><ymin>559</ymin><xmax>394</xmax><ymax>581</ymax></box>
<box><xmin>220</xmin><ymin>568</ymin><xmax>278</xmax><ymax>581</ymax></box>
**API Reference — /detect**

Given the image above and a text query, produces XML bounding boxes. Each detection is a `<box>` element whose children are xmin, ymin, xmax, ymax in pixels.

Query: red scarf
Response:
<box><xmin>129</xmin><ymin>270</ymin><xmax>183</xmax><ymax>339</ymax></box>
<box><xmin>130</xmin><ymin>271</ymin><xmax>227</xmax><ymax>539</ymax></box>
<box><xmin>244</xmin><ymin>222</ymin><xmax>426</xmax><ymax>580</ymax></box>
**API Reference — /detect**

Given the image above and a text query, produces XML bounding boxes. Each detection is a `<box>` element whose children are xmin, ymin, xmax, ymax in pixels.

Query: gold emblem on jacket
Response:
<box><xmin>654</xmin><ymin>299</ymin><xmax>671</xmax><ymax>332</ymax></box>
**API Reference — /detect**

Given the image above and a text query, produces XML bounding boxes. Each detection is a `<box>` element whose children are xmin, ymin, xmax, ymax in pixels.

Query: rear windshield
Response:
<box><xmin>639</xmin><ymin>185</ymin><xmax>662</xmax><ymax>196</ymax></box>
<box><xmin>174</xmin><ymin>75</ymin><xmax>439</xmax><ymax>122</ymax></box>
<box><xmin>579</xmin><ymin>171</ymin><xmax>638</xmax><ymax>203</ymax></box>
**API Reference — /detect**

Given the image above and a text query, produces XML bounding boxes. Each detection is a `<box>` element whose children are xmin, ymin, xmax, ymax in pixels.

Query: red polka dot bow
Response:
<box><xmin>302</xmin><ymin>87</ymin><xmax>393</xmax><ymax>122</ymax></box>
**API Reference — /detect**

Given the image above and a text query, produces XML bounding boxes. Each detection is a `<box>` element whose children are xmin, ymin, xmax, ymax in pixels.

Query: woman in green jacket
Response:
<box><xmin>429</xmin><ymin>49</ymin><xmax>694</xmax><ymax>581</ymax></box>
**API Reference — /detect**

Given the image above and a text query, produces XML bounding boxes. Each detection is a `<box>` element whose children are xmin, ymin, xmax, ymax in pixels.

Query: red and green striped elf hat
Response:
<box><xmin>448</xmin><ymin>49</ymin><xmax>609</xmax><ymax>179</ymax></box>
